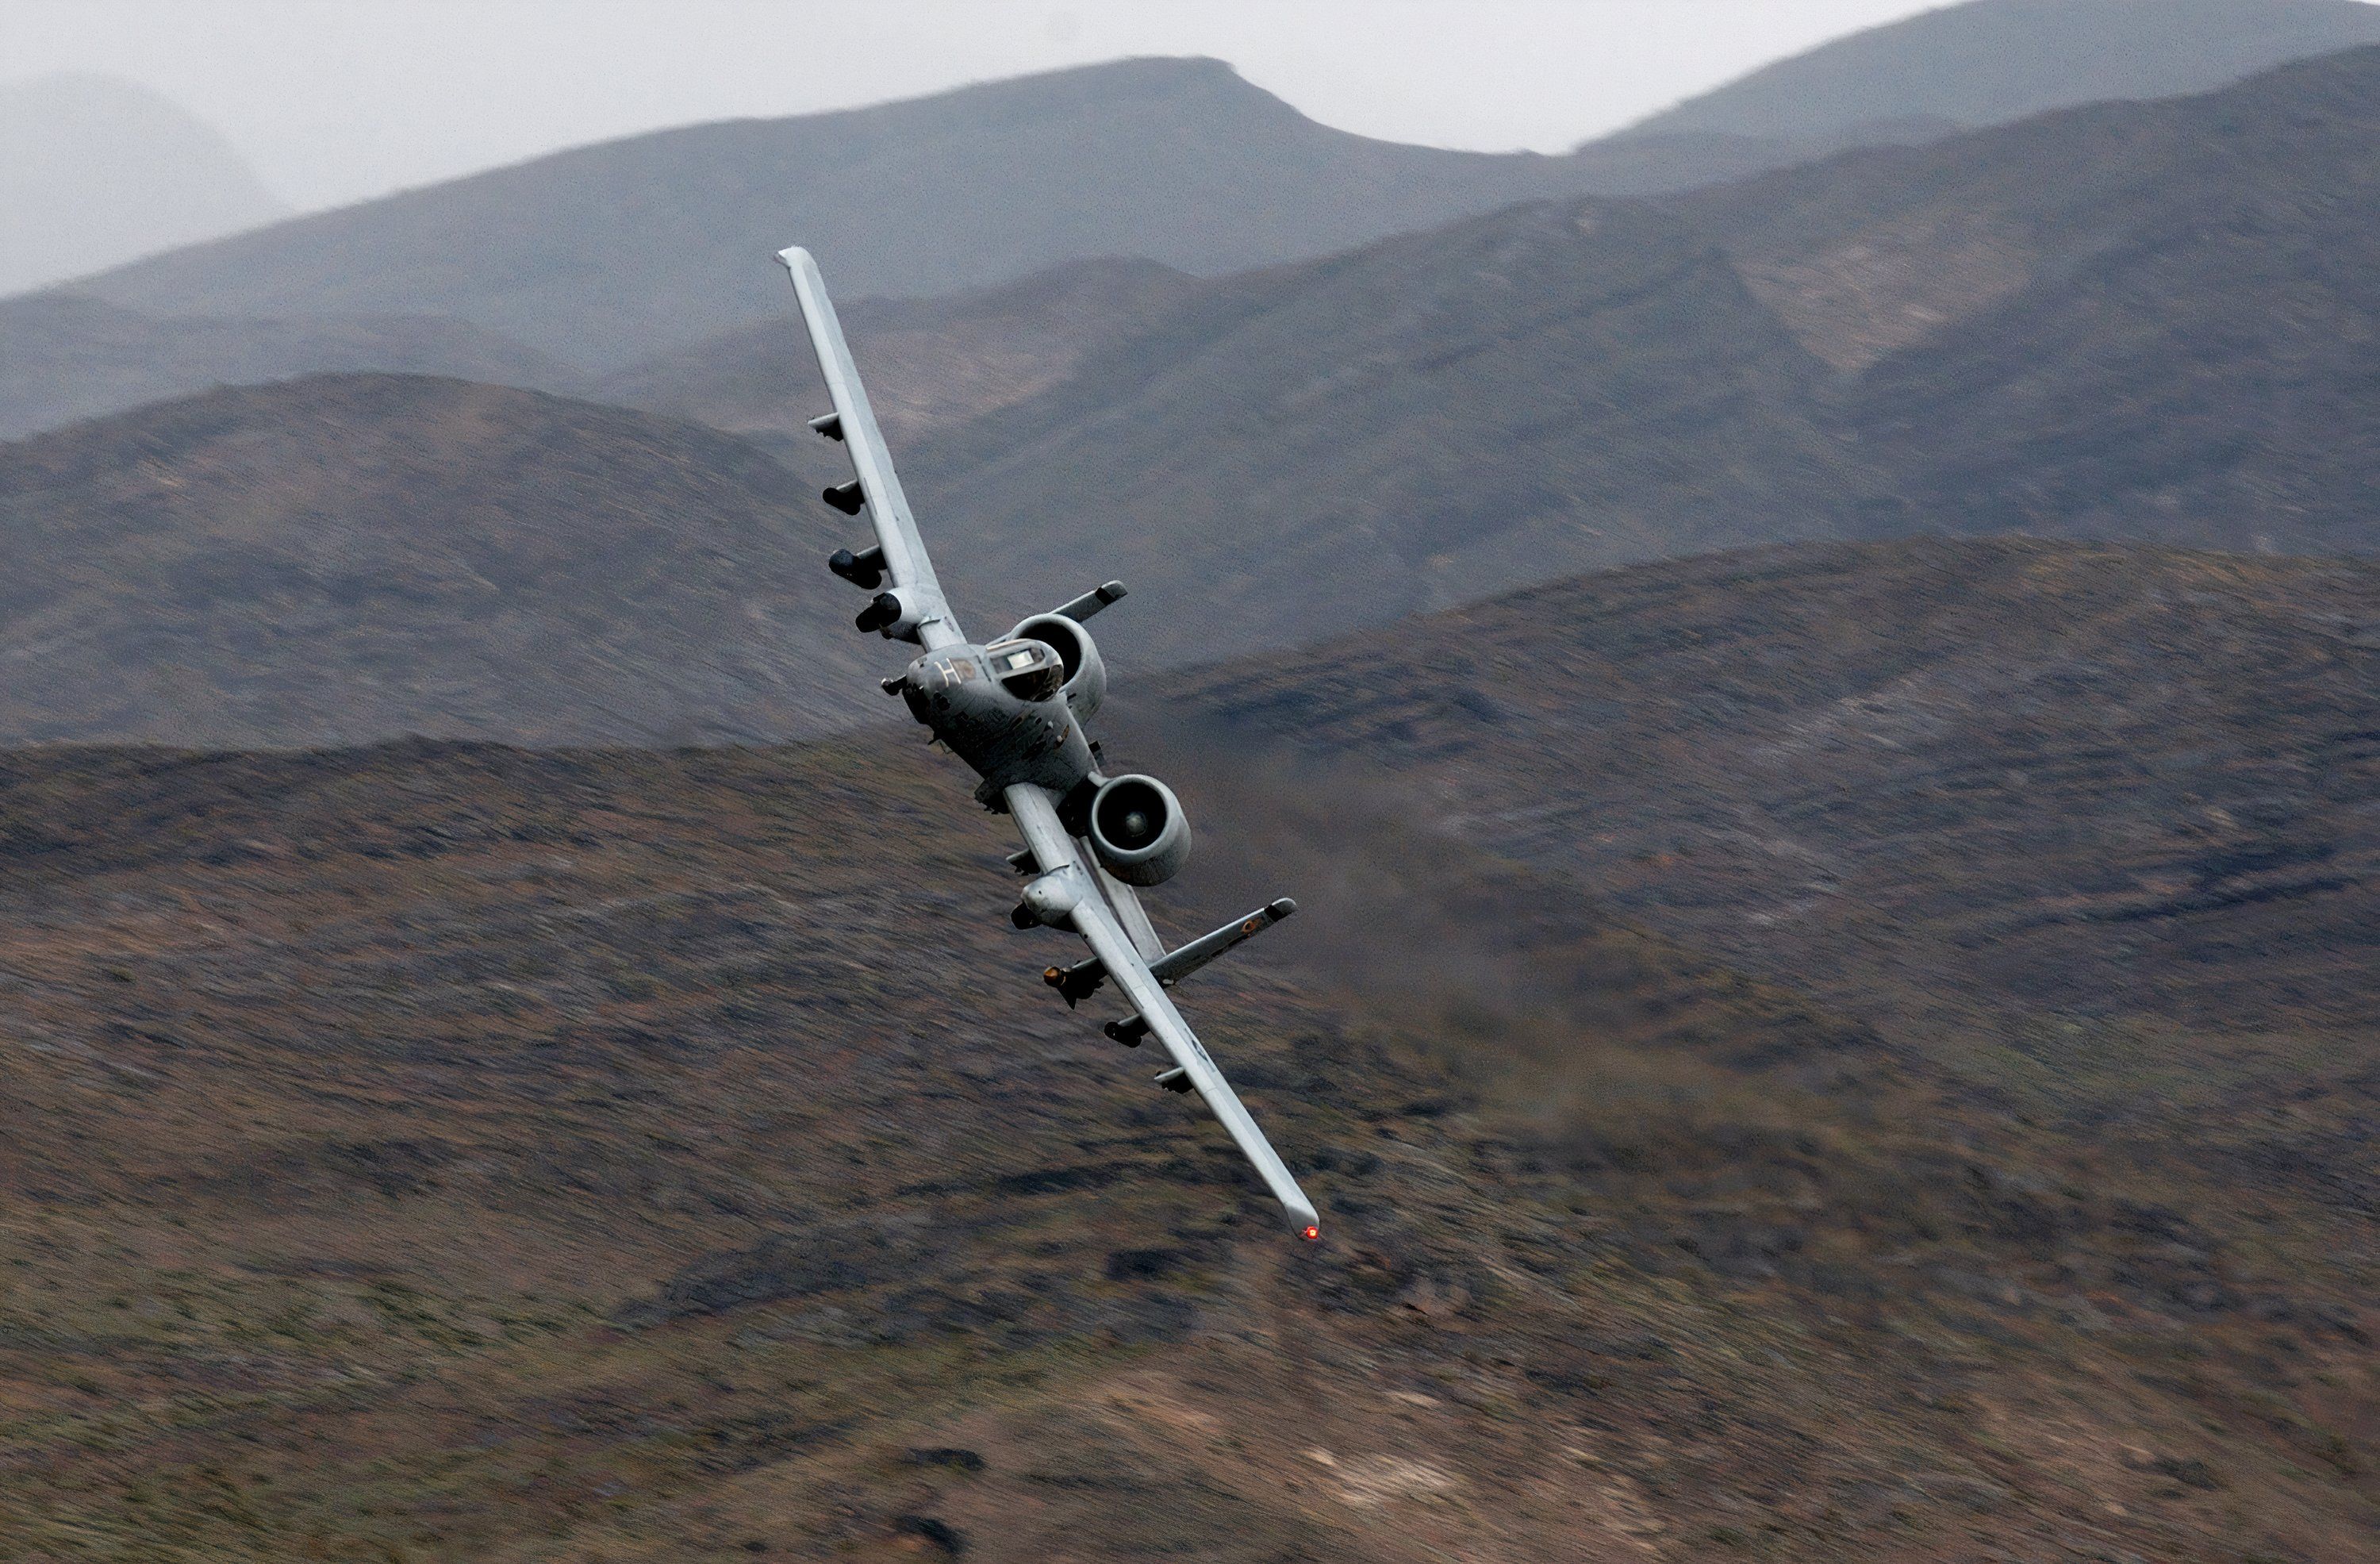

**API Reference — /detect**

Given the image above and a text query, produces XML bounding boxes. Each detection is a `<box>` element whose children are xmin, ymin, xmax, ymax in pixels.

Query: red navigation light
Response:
<box><xmin>1301</xmin><ymin>1224</ymin><xmax>1321</xmax><ymax>1242</ymax></box>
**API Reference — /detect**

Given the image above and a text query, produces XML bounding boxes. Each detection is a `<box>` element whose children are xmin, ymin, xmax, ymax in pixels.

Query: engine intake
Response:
<box><xmin>1088</xmin><ymin>774</ymin><xmax>1191</xmax><ymax>886</ymax></box>
<box><xmin>1003</xmin><ymin>612</ymin><xmax>1107</xmax><ymax>721</ymax></box>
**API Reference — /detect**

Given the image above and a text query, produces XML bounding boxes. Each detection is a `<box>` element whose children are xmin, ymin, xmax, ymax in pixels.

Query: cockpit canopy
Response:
<box><xmin>987</xmin><ymin>638</ymin><xmax>1065</xmax><ymax>703</ymax></box>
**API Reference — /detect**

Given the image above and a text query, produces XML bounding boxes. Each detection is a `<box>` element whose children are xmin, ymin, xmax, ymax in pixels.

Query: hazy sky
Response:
<box><xmin>5</xmin><ymin>0</ymin><xmax>1959</xmax><ymax>210</ymax></box>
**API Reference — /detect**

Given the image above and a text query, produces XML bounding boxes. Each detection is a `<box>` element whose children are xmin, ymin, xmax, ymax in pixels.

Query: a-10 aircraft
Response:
<box><xmin>777</xmin><ymin>248</ymin><xmax>1322</xmax><ymax>1241</ymax></box>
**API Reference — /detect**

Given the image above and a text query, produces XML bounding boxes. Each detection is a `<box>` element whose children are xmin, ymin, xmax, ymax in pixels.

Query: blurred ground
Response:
<box><xmin>0</xmin><ymin>730</ymin><xmax>2368</xmax><ymax>1560</ymax></box>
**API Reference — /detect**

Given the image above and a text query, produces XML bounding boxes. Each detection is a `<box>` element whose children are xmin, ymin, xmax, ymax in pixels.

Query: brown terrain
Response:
<box><xmin>1161</xmin><ymin>538</ymin><xmax>2380</xmax><ymax>1044</ymax></box>
<box><xmin>0</xmin><ymin>536</ymin><xmax>2373</xmax><ymax>1559</ymax></box>
<box><xmin>3</xmin><ymin>14</ymin><xmax>2378</xmax><ymax>1559</ymax></box>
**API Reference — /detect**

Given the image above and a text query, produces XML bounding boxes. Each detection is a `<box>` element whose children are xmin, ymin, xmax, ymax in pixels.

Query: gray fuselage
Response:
<box><xmin>900</xmin><ymin>639</ymin><xmax>1095</xmax><ymax>800</ymax></box>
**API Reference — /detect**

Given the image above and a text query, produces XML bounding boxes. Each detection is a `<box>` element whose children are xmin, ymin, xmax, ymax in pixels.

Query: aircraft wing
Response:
<box><xmin>1087</xmin><ymin>859</ymin><xmax>1167</xmax><ymax>962</ymax></box>
<box><xmin>1007</xmin><ymin>782</ymin><xmax>1321</xmax><ymax>1238</ymax></box>
<box><xmin>777</xmin><ymin>246</ymin><xmax>965</xmax><ymax>651</ymax></box>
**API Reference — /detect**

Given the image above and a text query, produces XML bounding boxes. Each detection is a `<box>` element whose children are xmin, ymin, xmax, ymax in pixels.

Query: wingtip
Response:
<box><xmin>775</xmin><ymin>244</ymin><xmax>815</xmax><ymax>272</ymax></box>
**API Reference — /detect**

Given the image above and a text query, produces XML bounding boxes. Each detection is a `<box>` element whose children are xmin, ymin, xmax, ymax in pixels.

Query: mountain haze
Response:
<box><xmin>58</xmin><ymin>58</ymin><xmax>1941</xmax><ymax>372</ymax></box>
<box><xmin>62</xmin><ymin>60</ymin><xmax>1609</xmax><ymax>370</ymax></box>
<box><xmin>0</xmin><ymin>294</ymin><xmax>585</xmax><ymax>440</ymax></box>
<box><xmin>18</xmin><ymin>48</ymin><xmax>2380</xmax><ymax>741</ymax></box>
<box><xmin>35</xmin><ymin>0</ymin><xmax>2378</xmax><ymax>397</ymax></box>
<box><xmin>0</xmin><ymin>74</ymin><xmax>288</xmax><ymax>296</ymax></box>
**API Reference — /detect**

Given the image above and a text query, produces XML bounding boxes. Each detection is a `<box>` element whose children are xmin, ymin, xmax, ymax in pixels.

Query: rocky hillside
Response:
<box><xmin>0</xmin><ymin>375</ymin><xmax>878</xmax><ymax>746</ymax></box>
<box><xmin>1157</xmin><ymin>536</ymin><xmax>2380</xmax><ymax>1260</ymax></box>
<box><xmin>0</xmin><ymin>729</ymin><xmax>2368</xmax><ymax>1560</ymax></box>
<box><xmin>597</xmin><ymin>257</ymin><xmax>1202</xmax><ymax>448</ymax></box>
<box><xmin>894</xmin><ymin>198</ymin><xmax>1856</xmax><ymax>664</ymax></box>
<box><xmin>1687</xmin><ymin>43</ymin><xmax>2380</xmax><ymax>548</ymax></box>
<box><xmin>896</xmin><ymin>44</ymin><xmax>2380</xmax><ymax>664</ymax></box>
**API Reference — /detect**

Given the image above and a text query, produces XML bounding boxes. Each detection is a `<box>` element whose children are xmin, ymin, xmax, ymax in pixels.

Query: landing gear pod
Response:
<box><xmin>1088</xmin><ymin>774</ymin><xmax>1191</xmax><ymax>886</ymax></box>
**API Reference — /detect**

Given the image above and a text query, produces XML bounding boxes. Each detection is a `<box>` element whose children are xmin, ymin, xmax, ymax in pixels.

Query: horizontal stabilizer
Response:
<box><xmin>1151</xmin><ymin>898</ymin><xmax>1296</xmax><ymax>986</ymax></box>
<box><xmin>1050</xmin><ymin>897</ymin><xmax>1296</xmax><ymax>1010</ymax></box>
<box><xmin>1054</xmin><ymin>581</ymin><xmax>1129</xmax><ymax>623</ymax></box>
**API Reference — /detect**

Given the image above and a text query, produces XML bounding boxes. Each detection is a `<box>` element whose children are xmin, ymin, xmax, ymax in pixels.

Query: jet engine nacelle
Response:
<box><xmin>1088</xmin><ymin>774</ymin><xmax>1191</xmax><ymax>886</ymax></box>
<box><xmin>1004</xmin><ymin>611</ymin><xmax>1107</xmax><ymax>721</ymax></box>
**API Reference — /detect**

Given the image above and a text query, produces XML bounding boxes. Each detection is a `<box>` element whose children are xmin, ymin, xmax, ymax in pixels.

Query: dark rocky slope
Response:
<box><xmin>0</xmin><ymin>375</ymin><xmax>870</xmax><ymax>746</ymax></box>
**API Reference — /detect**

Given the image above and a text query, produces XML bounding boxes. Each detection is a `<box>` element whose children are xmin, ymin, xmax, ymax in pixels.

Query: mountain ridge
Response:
<box><xmin>15</xmin><ymin>41</ymin><xmax>2380</xmax><ymax>745</ymax></box>
<box><xmin>1622</xmin><ymin>0</ymin><xmax>2380</xmax><ymax>141</ymax></box>
<box><xmin>0</xmin><ymin>373</ymin><xmax>870</xmax><ymax>747</ymax></box>
<box><xmin>37</xmin><ymin>52</ymin><xmax>1973</xmax><ymax>371</ymax></box>
<box><xmin>887</xmin><ymin>43</ymin><xmax>2380</xmax><ymax>665</ymax></box>
<box><xmin>58</xmin><ymin>57</ymin><xmax>1630</xmax><ymax>370</ymax></box>
<box><xmin>26</xmin><ymin>1</ymin><xmax>2380</xmax><ymax>413</ymax></box>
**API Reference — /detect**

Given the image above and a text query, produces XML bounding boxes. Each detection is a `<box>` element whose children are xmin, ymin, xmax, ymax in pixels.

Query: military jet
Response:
<box><xmin>777</xmin><ymin>248</ymin><xmax>1321</xmax><ymax>1241</ymax></box>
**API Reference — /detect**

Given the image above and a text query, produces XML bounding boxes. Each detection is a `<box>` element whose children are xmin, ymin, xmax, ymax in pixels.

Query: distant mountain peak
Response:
<box><xmin>0</xmin><ymin>72</ymin><xmax>287</xmax><ymax>296</ymax></box>
<box><xmin>780</xmin><ymin>52</ymin><xmax>1302</xmax><ymax>131</ymax></box>
<box><xmin>1621</xmin><ymin>0</ymin><xmax>2380</xmax><ymax>142</ymax></box>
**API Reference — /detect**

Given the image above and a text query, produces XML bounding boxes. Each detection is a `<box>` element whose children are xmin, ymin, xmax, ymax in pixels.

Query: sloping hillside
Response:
<box><xmin>0</xmin><ymin>375</ymin><xmax>877</xmax><ymax>746</ymax></box>
<box><xmin>1695</xmin><ymin>43</ymin><xmax>2380</xmax><ymax>548</ymax></box>
<box><xmin>901</xmin><ymin>200</ymin><xmax>1868</xmax><ymax>667</ymax></box>
<box><xmin>891</xmin><ymin>44</ymin><xmax>2380</xmax><ymax>667</ymax></box>
<box><xmin>60</xmin><ymin>59</ymin><xmax>1656</xmax><ymax>370</ymax></box>
<box><xmin>599</xmin><ymin>257</ymin><xmax>1201</xmax><ymax>447</ymax></box>
<box><xmin>1159</xmin><ymin>537</ymin><xmax>2380</xmax><ymax>1179</ymax></box>
<box><xmin>1626</xmin><ymin>0</ymin><xmax>2380</xmax><ymax>142</ymax></box>
<box><xmin>0</xmin><ymin>732</ymin><xmax>2368</xmax><ymax>1560</ymax></box>
<box><xmin>0</xmin><ymin>294</ymin><xmax>585</xmax><ymax>440</ymax></box>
